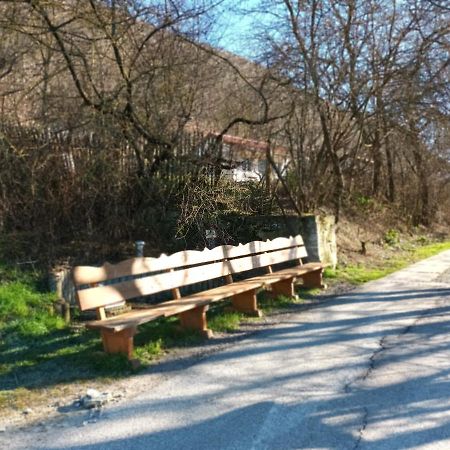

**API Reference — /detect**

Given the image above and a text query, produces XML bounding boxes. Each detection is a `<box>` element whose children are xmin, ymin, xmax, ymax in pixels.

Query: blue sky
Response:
<box><xmin>209</xmin><ymin>0</ymin><xmax>263</xmax><ymax>58</ymax></box>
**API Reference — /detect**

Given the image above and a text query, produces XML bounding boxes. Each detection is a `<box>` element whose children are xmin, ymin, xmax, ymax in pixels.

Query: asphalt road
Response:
<box><xmin>4</xmin><ymin>250</ymin><xmax>450</xmax><ymax>450</ymax></box>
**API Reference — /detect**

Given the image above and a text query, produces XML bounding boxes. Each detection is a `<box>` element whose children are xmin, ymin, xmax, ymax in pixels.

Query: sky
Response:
<box><xmin>209</xmin><ymin>0</ymin><xmax>264</xmax><ymax>58</ymax></box>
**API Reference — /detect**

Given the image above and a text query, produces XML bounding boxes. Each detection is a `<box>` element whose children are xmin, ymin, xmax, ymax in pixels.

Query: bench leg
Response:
<box><xmin>179</xmin><ymin>305</ymin><xmax>213</xmax><ymax>338</ymax></box>
<box><xmin>271</xmin><ymin>277</ymin><xmax>295</xmax><ymax>298</ymax></box>
<box><xmin>302</xmin><ymin>269</ymin><xmax>326</xmax><ymax>288</ymax></box>
<box><xmin>232</xmin><ymin>289</ymin><xmax>262</xmax><ymax>317</ymax></box>
<box><xmin>101</xmin><ymin>327</ymin><xmax>136</xmax><ymax>360</ymax></box>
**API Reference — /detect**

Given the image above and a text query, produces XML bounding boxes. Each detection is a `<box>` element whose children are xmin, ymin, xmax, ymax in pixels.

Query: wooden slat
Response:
<box><xmin>173</xmin><ymin>280</ymin><xmax>263</xmax><ymax>305</ymax></box>
<box><xmin>77</xmin><ymin>246</ymin><xmax>307</xmax><ymax>311</ymax></box>
<box><xmin>86</xmin><ymin>308</ymin><xmax>166</xmax><ymax>331</ymax></box>
<box><xmin>78</xmin><ymin>260</ymin><xmax>229</xmax><ymax>311</ymax></box>
<box><xmin>245</xmin><ymin>272</ymin><xmax>297</xmax><ymax>285</ymax></box>
<box><xmin>72</xmin><ymin>235</ymin><xmax>306</xmax><ymax>285</ymax></box>
<box><xmin>272</xmin><ymin>263</ymin><xmax>324</xmax><ymax>278</ymax></box>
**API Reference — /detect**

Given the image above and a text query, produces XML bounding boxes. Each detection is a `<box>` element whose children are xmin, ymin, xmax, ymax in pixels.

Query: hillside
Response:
<box><xmin>0</xmin><ymin>1</ymin><xmax>449</xmax><ymax>267</ymax></box>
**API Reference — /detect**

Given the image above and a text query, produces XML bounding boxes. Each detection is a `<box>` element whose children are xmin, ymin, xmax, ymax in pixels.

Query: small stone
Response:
<box><xmin>80</xmin><ymin>390</ymin><xmax>111</xmax><ymax>409</ymax></box>
<box><xmin>22</xmin><ymin>408</ymin><xmax>33</xmax><ymax>415</ymax></box>
<box><xmin>86</xmin><ymin>388</ymin><xmax>101</xmax><ymax>398</ymax></box>
<box><xmin>0</xmin><ymin>426</ymin><xmax>6</xmax><ymax>433</ymax></box>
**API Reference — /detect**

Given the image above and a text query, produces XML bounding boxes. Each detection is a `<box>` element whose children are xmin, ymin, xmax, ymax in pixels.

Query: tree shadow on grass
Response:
<box><xmin>0</xmin><ymin>318</ymin><xmax>208</xmax><ymax>392</ymax></box>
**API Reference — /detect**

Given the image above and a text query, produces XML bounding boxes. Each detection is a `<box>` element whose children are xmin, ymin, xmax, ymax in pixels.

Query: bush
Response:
<box><xmin>356</xmin><ymin>194</ymin><xmax>373</xmax><ymax>208</ymax></box>
<box><xmin>384</xmin><ymin>229</ymin><xmax>400</xmax><ymax>246</ymax></box>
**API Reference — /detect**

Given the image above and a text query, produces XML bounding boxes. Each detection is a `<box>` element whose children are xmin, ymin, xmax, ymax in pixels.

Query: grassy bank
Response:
<box><xmin>325</xmin><ymin>240</ymin><xmax>450</xmax><ymax>285</ymax></box>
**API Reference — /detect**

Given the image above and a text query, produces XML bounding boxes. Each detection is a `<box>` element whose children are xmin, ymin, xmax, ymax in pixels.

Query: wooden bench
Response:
<box><xmin>72</xmin><ymin>235</ymin><xmax>326</xmax><ymax>359</ymax></box>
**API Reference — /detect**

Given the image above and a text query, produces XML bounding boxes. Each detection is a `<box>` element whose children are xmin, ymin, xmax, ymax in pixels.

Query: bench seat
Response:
<box><xmin>272</xmin><ymin>262</ymin><xmax>326</xmax><ymax>287</ymax></box>
<box><xmin>86</xmin><ymin>279</ymin><xmax>264</xmax><ymax>332</ymax></box>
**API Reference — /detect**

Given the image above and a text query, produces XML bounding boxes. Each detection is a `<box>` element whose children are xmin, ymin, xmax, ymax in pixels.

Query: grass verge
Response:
<box><xmin>258</xmin><ymin>293</ymin><xmax>302</xmax><ymax>313</ymax></box>
<box><xmin>325</xmin><ymin>240</ymin><xmax>450</xmax><ymax>285</ymax></box>
<box><xmin>0</xmin><ymin>263</ymin><xmax>207</xmax><ymax>411</ymax></box>
<box><xmin>208</xmin><ymin>306</ymin><xmax>243</xmax><ymax>332</ymax></box>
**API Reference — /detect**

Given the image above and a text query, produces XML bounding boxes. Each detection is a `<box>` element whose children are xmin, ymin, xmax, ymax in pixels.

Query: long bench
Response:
<box><xmin>72</xmin><ymin>235</ymin><xmax>326</xmax><ymax>359</ymax></box>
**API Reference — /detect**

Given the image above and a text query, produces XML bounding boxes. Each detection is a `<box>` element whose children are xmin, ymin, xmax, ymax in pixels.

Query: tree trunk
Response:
<box><xmin>413</xmin><ymin>147</ymin><xmax>430</xmax><ymax>226</ymax></box>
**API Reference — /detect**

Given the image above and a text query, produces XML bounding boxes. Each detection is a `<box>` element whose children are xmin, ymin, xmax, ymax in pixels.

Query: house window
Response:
<box><xmin>222</xmin><ymin>144</ymin><xmax>230</xmax><ymax>158</ymax></box>
<box><xmin>241</xmin><ymin>159</ymin><xmax>252</xmax><ymax>171</ymax></box>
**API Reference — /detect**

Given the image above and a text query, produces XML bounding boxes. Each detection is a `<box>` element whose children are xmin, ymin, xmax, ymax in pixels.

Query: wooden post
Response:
<box><xmin>224</xmin><ymin>260</ymin><xmax>233</xmax><ymax>284</ymax></box>
<box><xmin>272</xmin><ymin>278</ymin><xmax>295</xmax><ymax>298</ymax></box>
<box><xmin>96</xmin><ymin>307</ymin><xmax>106</xmax><ymax>320</ymax></box>
<box><xmin>302</xmin><ymin>269</ymin><xmax>326</xmax><ymax>288</ymax></box>
<box><xmin>179</xmin><ymin>305</ymin><xmax>213</xmax><ymax>338</ymax></box>
<box><xmin>232</xmin><ymin>289</ymin><xmax>262</xmax><ymax>317</ymax></box>
<box><xmin>101</xmin><ymin>327</ymin><xmax>136</xmax><ymax>360</ymax></box>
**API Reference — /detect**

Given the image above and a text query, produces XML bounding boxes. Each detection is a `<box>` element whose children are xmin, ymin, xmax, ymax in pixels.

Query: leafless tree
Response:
<box><xmin>251</xmin><ymin>0</ymin><xmax>449</xmax><ymax>224</ymax></box>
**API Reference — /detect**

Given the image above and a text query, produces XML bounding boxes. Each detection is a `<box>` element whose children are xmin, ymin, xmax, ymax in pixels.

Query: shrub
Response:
<box><xmin>384</xmin><ymin>229</ymin><xmax>400</xmax><ymax>246</ymax></box>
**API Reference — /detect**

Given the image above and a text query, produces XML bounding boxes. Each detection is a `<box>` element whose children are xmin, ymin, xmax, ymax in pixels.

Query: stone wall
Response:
<box><xmin>222</xmin><ymin>214</ymin><xmax>337</xmax><ymax>268</ymax></box>
<box><xmin>298</xmin><ymin>215</ymin><xmax>337</xmax><ymax>268</ymax></box>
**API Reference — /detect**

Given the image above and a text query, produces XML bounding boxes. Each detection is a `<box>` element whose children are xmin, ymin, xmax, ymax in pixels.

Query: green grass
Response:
<box><xmin>0</xmin><ymin>262</ymin><xmax>60</xmax><ymax>332</ymax></box>
<box><xmin>297</xmin><ymin>287</ymin><xmax>322</xmax><ymax>297</ymax></box>
<box><xmin>0</xmin><ymin>264</ymin><xmax>82</xmax><ymax>395</ymax></box>
<box><xmin>325</xmin><ymin>240</ymin><xmax>450</xmax><ymax>285</ymax></box>
<box><xmin>208</xmin><ymin>310</ymin><xmax>243</xmax><ymax>332</ymax></box>
<box><xmin>259</xmin><ymin>293</ymin><xmax>302</xmax><ymax>313</ymax></box>
<box><xmin>0</xmin><ymin>313</ymin><xmax>207</xmax><ymax>412</ymax></box>
<box><xmin>411</xmin><ymin>241</ymin><xmax>450</xmax><ymax>258</ymax></box>
<box><xmin>133</xmin><ymin>317</ymin><xmax>204</xmax><ymax>363</ymax></box>
<box><xmin>0</xmin><ymin>264</ymin><xmax>133</xmax><ymax>403</ymax></box>
<box><xmin>0</xmin><ymin>282</ymin><xmax>65</xmax><ymax>336</ymax></box>
<box><xmin>0</xmin><ymin>261</ymin><xmax>208</xmax><ymax>380</ymax></box>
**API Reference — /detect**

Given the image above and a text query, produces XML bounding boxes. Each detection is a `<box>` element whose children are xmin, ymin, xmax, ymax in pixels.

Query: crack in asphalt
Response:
<box><xmin>352</xmin><ymin>407</ymin><xmax>369</xmax><ymax>450</ymax></box>
<box><xmin>346</xmin><ymin>297</ymin><xmax>444</xmax><ymax>449</ymax></box>
<box><xmin>343</xmin><ymin>335</ymin><xmax>388</xmax><ymax>394</ymax></box>
<box><xmin>345</xmin><ymin>292</ymin><xmax>444</xmax><ymax>396</ymax></box>
<box><xmin>343</xmin><ymin>335</ymin><xmax>387</xmax><ymax>450</ymax></box>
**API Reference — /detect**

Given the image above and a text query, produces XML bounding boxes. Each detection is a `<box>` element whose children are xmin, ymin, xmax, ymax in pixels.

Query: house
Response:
<box><xmin>210</xmin><ymin>133</ymin><xmax>291</xmax><ymax>182</ymax></box>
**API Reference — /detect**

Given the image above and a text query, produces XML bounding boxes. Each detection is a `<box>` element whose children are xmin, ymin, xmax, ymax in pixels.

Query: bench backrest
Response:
<box><xmin>73</xmin><ymin>235</ymin><xmax>308</xmax><ymax>312</ymax></box>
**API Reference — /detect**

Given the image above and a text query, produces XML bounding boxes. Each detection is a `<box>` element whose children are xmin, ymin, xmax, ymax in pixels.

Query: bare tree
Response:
<box><xmin>250</xmin><ymin>0</ymin><xmax>449</xmax><ymax>224</ymax></box>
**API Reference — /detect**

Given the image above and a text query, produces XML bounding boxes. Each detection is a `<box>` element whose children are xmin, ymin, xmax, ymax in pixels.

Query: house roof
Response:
<box><xmin>210</xmin><ymin>132</ymin><xmax>290</xmax><ymax>159</ymax></box>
